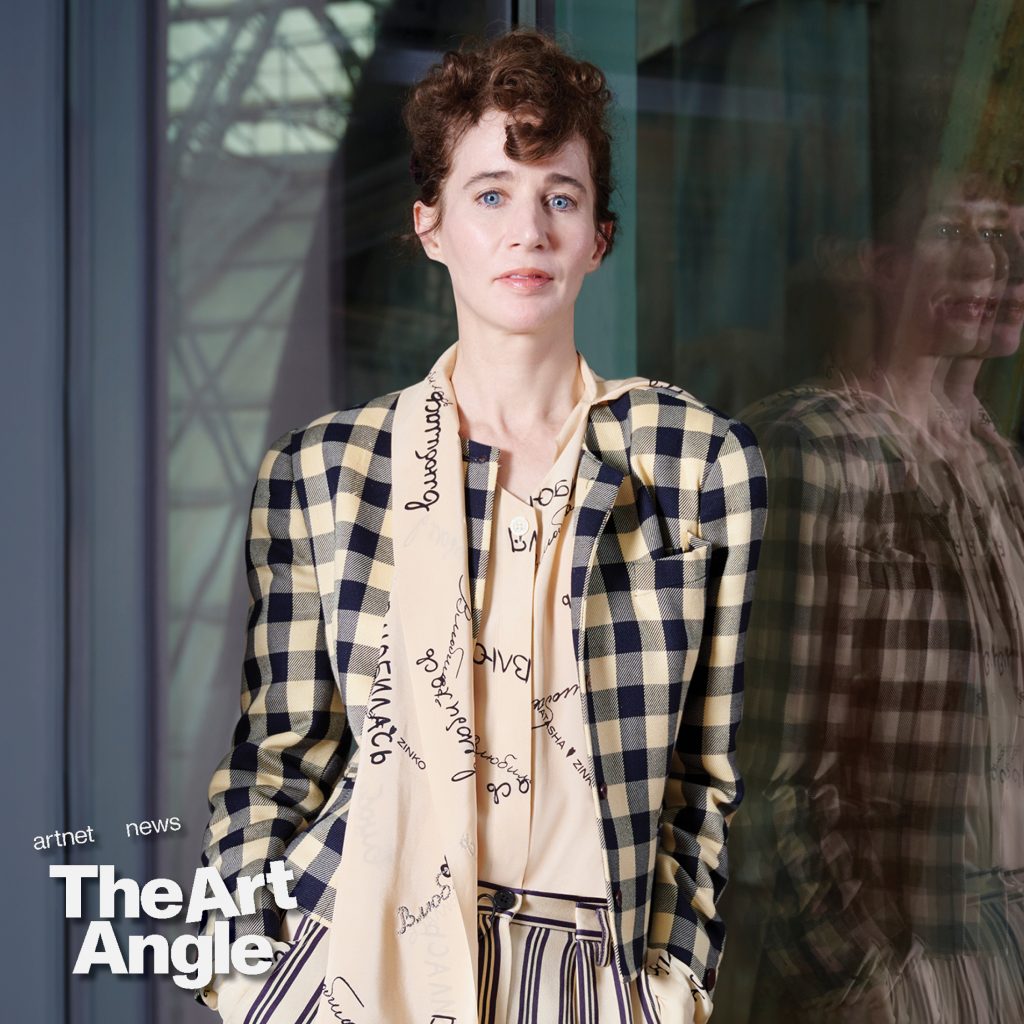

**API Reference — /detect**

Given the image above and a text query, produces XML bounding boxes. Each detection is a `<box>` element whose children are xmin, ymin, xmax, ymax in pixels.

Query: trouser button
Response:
<box><xmin>493</xmin><ymin>888</ymin><xmax>516</xmax><ymax>911</ymax></box>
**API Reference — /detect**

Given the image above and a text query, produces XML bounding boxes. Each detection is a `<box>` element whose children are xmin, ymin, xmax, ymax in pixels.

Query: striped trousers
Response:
<box><xmin>217</xmin><ymin>883</ymin><xmax>680</xmax><ymax>1024</ymax></box>
<box><xmin>476</xmin><ymin>880</ymin><xmax>673</xmax><ymax>1024</ymax></box>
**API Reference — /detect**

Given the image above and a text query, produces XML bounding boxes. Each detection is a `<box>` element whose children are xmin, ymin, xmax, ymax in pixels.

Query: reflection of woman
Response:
<box><xmin>738</xmin><ymin>167</ymin><xmax>1024</xmax><ymax>1023</ymax></box>
<box><xmin>195</xmin><ymin>29</ymin><xmax>766</xmax><ymax>1024</ymax></box>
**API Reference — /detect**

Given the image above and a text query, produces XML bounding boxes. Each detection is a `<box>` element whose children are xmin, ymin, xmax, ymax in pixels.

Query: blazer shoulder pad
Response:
<box><xmin>625</xmin><ymin>379</ymin><xmax>756</xmax><ymax>452</ymax></box>
<box><xmin>288</xmin><ymin>390</ymin><xmax>401</xmax><ymax>450</ymax></box>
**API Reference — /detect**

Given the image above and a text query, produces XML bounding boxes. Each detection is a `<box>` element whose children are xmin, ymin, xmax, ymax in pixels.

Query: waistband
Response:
<box><xmin>966</xmin><ymin>866</ymin><xmax>1024</xmax><ymax>902</ymax></box>
<box><xmin>476</xmin><ymin>879</ymin><xmax>612</xmax><ymax>967</ymax></box>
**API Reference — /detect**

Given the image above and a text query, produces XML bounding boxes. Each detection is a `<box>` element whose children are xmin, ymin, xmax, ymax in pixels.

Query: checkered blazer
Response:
<box><xmin>737</xmin><ymin>384</ymin><xmax>989</xmax><ymax>1006</ymax></box>
<box><xmin>199</xmin><ymin>380</ymin><xmax>767</xmax><ymax>996</ymax></box>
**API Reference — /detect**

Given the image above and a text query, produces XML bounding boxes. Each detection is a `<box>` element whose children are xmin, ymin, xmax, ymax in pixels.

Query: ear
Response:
<box><xmin>413</xmin><ymin>200</ymin><xmax>445</xmax><ymax>263</ymax></box>
<box><xmin>587</xmin><ymin>221</ymin><xmax>612</xmax><ymax>270</ymax></box>
<box><xmin>863</xmin><ymin>241</ymin><xmax>906</xmax><ymax>291</ymax></box>
<box><xmin>854</xmin><ymin>239</ymin><xmax>875</xmax><ymax>280</ymax></box>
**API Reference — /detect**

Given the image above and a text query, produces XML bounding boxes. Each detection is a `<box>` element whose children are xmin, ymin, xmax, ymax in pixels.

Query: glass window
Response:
<box><xmin>151</xmin><ymin>2</ymin><xmax>1024</xmax><ymax>1019</ymax></box>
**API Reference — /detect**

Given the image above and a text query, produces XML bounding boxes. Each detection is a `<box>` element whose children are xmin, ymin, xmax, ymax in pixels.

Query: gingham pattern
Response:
<box><xmin>199</xmin><ymin>380</ymin><xmax>766</xmax><ymax>998</ymax></box>
<box><xmin>737</xmin><ymin>384</ymin><xmax>999</xmax><ymax>1006</ymax></box>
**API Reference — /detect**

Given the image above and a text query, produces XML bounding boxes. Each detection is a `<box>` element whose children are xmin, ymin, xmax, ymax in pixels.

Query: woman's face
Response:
<box><xmin>413</xmin><ymin>108</ymin><xmax>609</xmax><ymax>341</ymax></box>
<box><xmin>877</xmin><ymin>189</ymin><xmax>1006</xmax><ymax>359</ymax></box>
<box><xmin>990</xmin><ymin>203</ymin><xmax>1024</xmax><ymax>358</ymax></box>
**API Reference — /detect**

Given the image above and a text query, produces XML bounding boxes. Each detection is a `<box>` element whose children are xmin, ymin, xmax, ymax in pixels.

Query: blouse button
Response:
<box><xmin>509</xmin><ymin>515</ymin><xmax>530</xmax><ymax>537</ymax></box>
<box><xmin>613</xmin><ymin>887</ymin><xmax>622</xmax><ymax>909</ymax></box>
<box><xmin>598</xmin><ymin>781</ymin><xmax>608</xmax><ymax>800</ymax></box>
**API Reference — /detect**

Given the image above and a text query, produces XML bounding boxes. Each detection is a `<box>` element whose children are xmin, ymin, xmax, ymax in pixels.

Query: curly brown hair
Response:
<box><xmin>402</xmin><ymin>27</ymin><xmax>618</xmax><ymax>259</ymax></box>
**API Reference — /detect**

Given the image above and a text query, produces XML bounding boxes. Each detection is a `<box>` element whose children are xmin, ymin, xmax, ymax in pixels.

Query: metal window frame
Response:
<box><xmin>65</xmin><ymin>0</ymin><xmax>157</xmax><ymax>1020</ymax></box>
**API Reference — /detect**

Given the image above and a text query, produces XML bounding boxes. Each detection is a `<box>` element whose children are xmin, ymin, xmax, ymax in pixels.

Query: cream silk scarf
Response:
<box><xmin>314</xmin><ymin>343</ymin><xmax>647</xmax><ymax>1024</ymax></box>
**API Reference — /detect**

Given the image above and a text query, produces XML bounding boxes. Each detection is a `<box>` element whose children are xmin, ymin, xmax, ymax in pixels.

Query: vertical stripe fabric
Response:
<box><xmin>230</xmin><ymin>913</ymin><xmax>327</xmax><ymax>1024</ymax></box>
<box><xmin>221</xmin><ymin>889</ymin><xmax>683</xmax><ymax>1024</ymax></box>
<box><xmin>475</xmin><ymin>881</ymin><xmax>667</xmax><ymax>1024</ymax></box>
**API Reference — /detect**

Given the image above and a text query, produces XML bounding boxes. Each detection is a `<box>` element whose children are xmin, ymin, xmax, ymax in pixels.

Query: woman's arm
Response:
<box><xmin>198</xmin><ymin>429</ymin><xmax>348</xmax><ymax>946</ymax></box>
<box><xmin>742</xmin><ymin>423</ymin><xmax>909</xmax><ymax>1014</ymax></box>
<box><xmin>651</xmin><ymin>420</ymin><xmax>767</xmax><ymax>1021</ymax></box>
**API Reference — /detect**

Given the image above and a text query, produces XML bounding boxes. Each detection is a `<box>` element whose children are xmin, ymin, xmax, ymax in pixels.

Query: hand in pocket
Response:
<box><xmin>648</xmin><ymin>972</ymin><xmax>697</xmax><ymax>1024</ymax></box>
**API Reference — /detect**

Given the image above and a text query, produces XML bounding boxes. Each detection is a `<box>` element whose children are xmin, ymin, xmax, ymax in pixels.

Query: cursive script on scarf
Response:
<box><xmin>531</xmin><ymin>681</ymin><xmax>580</xmax><ymax>719</ymax></box>
<box><xmin>404</xmin><ymin>388</ymin><xmax>447</xmax><ymax>512</ymax></box>
<box><xmin>473</xmin><ymin>735</ymin><xmax>530</xmax><ymax>794</ymax></box>
<box><xmin>397</xmin><ymin>858</ymin><xmax>454</xmax><ymax>935</ymax></box>
<box><xmin>414</xmin><ymin>574</ymin><xmax>476</xmax><ymax>779</ymax></box>
<box><xmin>322</xmin><ymin>975</ymin><xmax>364</xmax><ymax>1023</ymax></box>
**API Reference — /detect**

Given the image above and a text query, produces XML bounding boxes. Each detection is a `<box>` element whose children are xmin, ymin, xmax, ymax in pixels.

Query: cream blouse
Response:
<box><xmin>472</xmin><ymin>355</ymin><xmax>607</xmax><ymax>895</ymax></box>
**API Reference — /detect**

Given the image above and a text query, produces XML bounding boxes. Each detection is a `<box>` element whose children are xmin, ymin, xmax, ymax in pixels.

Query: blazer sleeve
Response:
<box><xmin>652</xmin><ymin>419</ymin><xmax>767</xmax><ymax>1017</ymax></box>
<box><xmin>198</xmin><ymin>429</ymin><xmax>348</xmax><ymax>943</ymax></box>
<box><xmin>740</xmin><ymin>425</ymin><xmax>911</xmax><ymax>1010</ymax></box>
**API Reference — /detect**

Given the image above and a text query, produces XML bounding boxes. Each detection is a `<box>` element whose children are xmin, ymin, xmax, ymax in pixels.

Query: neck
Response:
<box><xmin>449</xmin><ymin>330</ymin><xmax>583</xmax><ymax>443</ymax></box>
<box><xmin>890</xmin><ymin>364</ymin><xmax>940</xmax><ymax>425</ymax></box>
<box><xmin>938</xmin><ymin>355</ymin><xmax>983</xmax><ymax>417</ymax></box>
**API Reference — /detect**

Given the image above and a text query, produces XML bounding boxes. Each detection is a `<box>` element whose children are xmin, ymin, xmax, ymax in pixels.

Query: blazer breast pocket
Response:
<box><xmin>631</xmin><ymin>532</ymin><xmax>711</xmax><ymax>610</ymax></box>
<box><xmin>650</xmin><ymin>532</ymin><xmax>711</xmax><ymax>589</ymax></box>
<box><xmin>629</xmin><ymin>534</ymin><xmax>712</xmax><ymax>698</ymax></box>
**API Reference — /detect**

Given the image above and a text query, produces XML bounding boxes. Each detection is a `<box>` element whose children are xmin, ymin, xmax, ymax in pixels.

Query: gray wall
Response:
<box><xmin>3</xmin><ymin>2</ymin><xmax>156</xmax><ymax>1020</ymax></box>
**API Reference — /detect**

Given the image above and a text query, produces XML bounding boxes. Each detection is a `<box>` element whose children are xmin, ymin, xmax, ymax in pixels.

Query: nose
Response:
<box><xmin>506</xmin><ymin>199</ymin><xmax>548</xmax><ymax>249</ymax></box>
<box><xmin>992</xmin><ymin>233</ymin><xmax>1010</xmax><ymax>284</ymax></box>
<box><xmin>1004</xmin><ymin>223</ymin><xmax>1024</xmax><ymax>285</ymax></box>
<box><xmin>951</xmin><ymin>225</ymin><xmax>997</xmax><ymax>282</ymax></box>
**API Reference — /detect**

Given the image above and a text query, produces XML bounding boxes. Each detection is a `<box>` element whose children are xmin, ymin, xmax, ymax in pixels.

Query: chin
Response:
<box><xmin>493</xmin><ymin>310</ymin><xmax>567</xmax><ymax>336</ymax></box>
<box><xmin>928</xmin><ymin>318</ymin><xmax>985</xmax><ymax>357</ymax></box>
<box><xmin>986</xmin><ymin>323</ymin><xmax>1024</xmax><ymax>358</ymax></box>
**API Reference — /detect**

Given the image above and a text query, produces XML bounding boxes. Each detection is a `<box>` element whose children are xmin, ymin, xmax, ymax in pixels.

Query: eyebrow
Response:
<box><xmin>932</xmin><ymin>201</ymin><xmax>1009</xmax><ymax>221</ymax></box>
<box><xmin>462</xmin><ymin>169</ymin><xmax>589</xmax><ymax>194</ymax></box>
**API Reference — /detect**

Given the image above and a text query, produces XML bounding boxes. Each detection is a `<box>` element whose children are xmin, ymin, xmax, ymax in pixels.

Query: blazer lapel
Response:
<box><xmin>571</xmin><ymin>447</ymin><xmax>626</xmax><ymax>664</ymax></box>
<box><xmin>570</xmin><ymin>415</ymin><xmax>645</xmax><ymax>975</ymax></box>
<box><xmin>462</xmin><ymin>439</ymin><xmax>499</xmax><ymax>640</ymax></box>
<box><xmin>571</xmin><ymin>404</ymin><xmax>633</xmax><ymax>663</ymax></box>
<box><xmin>297</xmin><ymin>415</ymin><xmax>345</xmax><ymax>687</ymax></box>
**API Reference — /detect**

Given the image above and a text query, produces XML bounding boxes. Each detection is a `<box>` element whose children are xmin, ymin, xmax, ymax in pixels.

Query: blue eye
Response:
<box><xmin>479</xmin><ymin>190</ymin><xmax>502</xmax><ymax>207</ymax></box>
<box><xmin>549</xmin><ymin>195</ymin><xmax>576</xmax><ymax>211</ymax></box>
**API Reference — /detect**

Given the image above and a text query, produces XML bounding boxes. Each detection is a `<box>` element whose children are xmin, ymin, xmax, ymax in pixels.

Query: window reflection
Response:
<box><xmin>163</xmin><ymin>4</ymin><xmax>389</xmax><ymax>888</ymax></box>
<box><xmin>718</xmin><ymin>20</ymin><xmax>1024</xmax><ymax>1022</ymax></box>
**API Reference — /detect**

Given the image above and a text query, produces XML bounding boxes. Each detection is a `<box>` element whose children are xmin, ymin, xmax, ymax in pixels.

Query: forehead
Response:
<box><xmin>923</xmin><ymin>172</ymin><xmax>1010</xmax><ymax>220</ymax></box>
<box><xmin>448</xmin><ymin>108</ymin><xmax>592</xmax><ymax>184</ymax></box>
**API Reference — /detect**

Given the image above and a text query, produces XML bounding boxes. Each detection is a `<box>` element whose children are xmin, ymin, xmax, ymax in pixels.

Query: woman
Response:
<box><xmin>737</xmin><ymin>164</ymin><xmax>1024</xmax><ymax>1022</ymax></box>
<box><xmin>197</xmin><ymin>28</ymin><xmax>766</xmax><ymax>1024</ymax></box>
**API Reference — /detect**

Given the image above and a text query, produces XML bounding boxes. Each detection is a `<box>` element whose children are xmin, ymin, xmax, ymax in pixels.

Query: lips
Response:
<box><xmin>497</xmin><ymin>268</ymin><xmax>553</xmax><ymax>291</ymax></box>
<box><xmin>997</xmin><ymin>299</ymin><xmax>1024</xmax><ymax>324</ymax></box>
<box><xmin>932</xmin><ymin>293</ymin><xmax>990</xmax><ymax>322</ymax></box>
